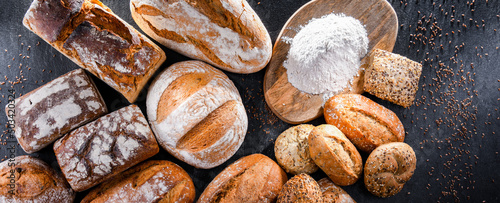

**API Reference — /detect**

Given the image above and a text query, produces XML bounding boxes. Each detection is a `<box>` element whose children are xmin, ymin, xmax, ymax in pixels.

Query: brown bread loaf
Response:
<box><xmin>317</xmin><ymin>178</ymin><xmax>356</xmax><ymax>203</ymax></box>
<box><xmin>324</xmin><ymin>94</ymin><xmax>405</xmax><ymax>152</ymax></box>
<box><xmin>81</xmin><ymin>160</ymin><xmax>195</xmax><ymax>203</ymax></box>
<box><xmin>198</xmin><ymin>154</ymin><xmax>287</xmax><ymax>203</ymax></box>
<box><xmin>274</xmin><ymin>124</ymin><xmax>319</xmax><ymax>175</ymax></box>
<box><xmin>5</xmin><ymin>69</ymin><xmax>107</xmax><ymax>153</ymax></box>
<box><xmin>23</xmin><ymin>0</ymin><xmax>166</xmax><ymax>102</ymax></box>
<box><xmin>277</xmin><ymin>173</ymin><xmax>323</xmax><ymax>203</ymax></box>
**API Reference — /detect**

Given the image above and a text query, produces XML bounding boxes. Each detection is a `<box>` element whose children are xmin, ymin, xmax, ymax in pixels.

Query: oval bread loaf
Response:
<box><xmin>324</xmin><ymin>94</ymin><xmax>405</xmax><ymax>152</ymax></box>
<box><xmin>318</xmin><ymin>178</ymin><xmax>356</xmax><ymax>203</ymax></box>
<box><xmin>130</xmin><ymin>0</ymin><xmax>272</xmax><ymax>74</ymax></box>
<box><xmin>276</xmin><ymin>173</ymin><xmax>323</xmax><ymax>203</ymax></box>
<box><xmin>198</xmin><ymin>154</ymin><xmax>288</xmax><ymax>203</ymax></box>
<box><xmin>274</xmin><ymin>124</ymin><xmax>319</xmax><ymax>175</ymax></box>
<box><xmin>146</xmin><ymin>61</ymin><xmax>248</xmax><ymax>169</ymax></box>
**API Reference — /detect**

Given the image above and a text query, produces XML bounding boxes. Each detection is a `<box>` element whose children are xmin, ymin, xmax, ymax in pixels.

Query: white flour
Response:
<box><xmin>283</xmin><ymin>13</ymin><xmax>368</xmax><ymax>103</ymax></box>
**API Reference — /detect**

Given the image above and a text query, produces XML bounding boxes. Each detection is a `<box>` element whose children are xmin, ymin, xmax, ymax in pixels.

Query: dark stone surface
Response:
<box><xmin>0</xmin><ymin>0</ymin><xmax>498</xmax><ymax>202</ymax></box>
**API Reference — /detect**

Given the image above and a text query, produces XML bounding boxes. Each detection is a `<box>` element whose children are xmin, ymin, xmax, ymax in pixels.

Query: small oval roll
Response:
<box><xmin>81</xmin><ymin>160</ymin><xmax>195</xmax><ymax>203</ymax></box>
<box><xmin>274</xmin><ymin>124</ymin><xmax>319</xmax><ymax>175</ymax></box>
<box><xmin>324</xmin><ymin>94</ymin><xmax>405</xmax><ymax>152</ymax></box>
<box><xmin>308</xmin><ymin>124</ymin><xmax>362</xmax><ymax>186</ymax></box>
<box><xmin>277</xmin><ymin>173</ymin><xmax>323</xmax><ymax>203</ymax></box>
<box><xmin>318</xmin><ymin>178</ymin><xmax>356</xmax><ymax>203</ymax></box>
<box><xmin>364</xmin><ymin>142</ymin><xmax>417</xmax><ymax>198</ymax></box>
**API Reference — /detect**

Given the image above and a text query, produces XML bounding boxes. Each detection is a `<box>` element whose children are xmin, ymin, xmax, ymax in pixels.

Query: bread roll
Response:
<box><xmin>324</xmin><ymin>94</ymin><xmax>405</xmax><ymax>152</ymax></box>
<box><xmin>198</xmin><ymin>154</ymin><xmax>287</xmax><ymax>203</ymax></box>
<box><xmin>308</xmin><ymin>124</ymin><xmax>362</xmax><ymax>186</ymax></box>
<box><xmin>364</xmin><ymin>142</ymin><xmax>416</xmax><ymax>198</ymax></box>
<box><xmin>23</xmin><ymin>0</ymin><xmax>166</xmax><ymax>102</ymax></box>
<box><xmin>274</xmin><ymin>124</ymin><xmax>318</xmax><ymax>175</ymax></box>
<box><xmin>317</xmin><ymin>178</ymin><xmax>356</xmax><ymax>203</ymax></box>
<box><xmin>54</xmin><ymin>105</ymin><xmax>159</xmax><ymax>191</ymax></box>
<box><xmin>5</xmin><ymin>69</ymin><xmax>107</xmax><ymax>153</ymax></box>
<box><xmin>81</xmin><ymin>160</ymin><xmax>195</xmax><ymax>203</ymax></box>
<box><xmin>277</xmin><ymin>173</ymin><xmax>323</xmax><ymax>203</ymax></box>
<box><xmin>0</xmin><ymin>156</ymin><xmax>75</xmax><ymax>203</ymax></box>
<box><xmin>146</xmin><ymin>61</ymin><xmax>247</xmax><ymax>169</ymax></box>
<box><xmin>130</xmin><ymin>0</ymin><xmax>272</xmax><ymax>74</ymax></box>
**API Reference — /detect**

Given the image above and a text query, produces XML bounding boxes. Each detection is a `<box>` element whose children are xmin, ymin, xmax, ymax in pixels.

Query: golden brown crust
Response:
<box><xmin>274</xmin><ymin>124</ymin><xmax>318</xmax><ymax>175</ymax></box>
<box><xmin>276</xmin><ymin>173</ymin><xmax>323</xmax><ymax>203</ymax></box>
<box><xmin>308</xmin><ymin>124</ymin><xmax>362</xmax><ymax>186</ymax></box>
<box><xmin>324</xmin><ymin>94</ymin><xmax>405</xmax><ymax>152</ymax></box>
<box><xmin>317</xmin><ymin>178</ymin><xmax>356</xmax><ymax>203</ymax></box>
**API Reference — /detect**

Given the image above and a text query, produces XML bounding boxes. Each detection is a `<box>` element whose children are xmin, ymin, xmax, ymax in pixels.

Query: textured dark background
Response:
<box><xmin>1</xmin><ymin>0</ymin><xmax>499</xmax><ymax>202</ymax></box>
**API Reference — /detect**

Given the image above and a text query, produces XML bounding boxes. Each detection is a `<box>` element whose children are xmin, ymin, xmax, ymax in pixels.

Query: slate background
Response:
<box><xmin>0</xmin><ymin>0</ymin><xmax>499</xmax><ymax>202</ymax></box>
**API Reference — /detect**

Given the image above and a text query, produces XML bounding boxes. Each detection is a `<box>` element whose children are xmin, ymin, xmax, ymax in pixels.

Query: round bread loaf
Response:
<box><xmin>274</xmin><ymin>124</ymin><xmax>319</xmax><ymax>175</ymax></box>
<box><xmin>146</xmin><ymin>60</ymin><xmax>248</xmax><ymax>169</ymax></box>
<box><xmin>277</xmin><ymin>173</ymin><xmax>323</xmax><ymax>203</ymax></box>
<box><xmin>308</xmin><ymin>124</ymin><xmax>362</xmax><ymax>186</ymax></box>
<box><xmin>318</xmin><ymin>178</ymin><xmax>356</xmax><ymax>203</ymax></box>
<box><xmin>364</xmin><ymin>142</ymin><xmax>417</xmax><ymax>198</ymax></box>
<box><xmin>0</xmin><ymin>155</ymin><xmax>75</xmax><ymax>203</ymax></box>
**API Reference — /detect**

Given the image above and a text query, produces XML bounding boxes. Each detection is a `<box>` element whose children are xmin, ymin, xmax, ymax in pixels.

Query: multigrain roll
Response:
<box><xmin>324</xmin><ymin>94</ymin><xmax>405</xmax><ymax>152</ymax></box>
<box><xmin>274</xmin><ymin>124</ymin><xmax>319</xmax><ymax>175</ymax></box>
<box><xmin>146</xmin><ymin>61</ymin><xmax>248</xmax><ymax>169</ymax></box>
<box><xmin>317</xmin><ymin>178</ymin><xmax>356</xmax><ymax>203</ymax></box>
<box><xmin>364</xmin><ymin>142</ymin><xmax>417</xmax><ymax>198</ymax></box>
<box><xmin>81</xmin><ymin>160</ymin><xmax>195</xmax><ymax>203</ymax></box>
<box><xmin>198</xmin><ymin>154</ymin><xmax>287</xmax><ymax>203</ymax></box>
<box><xmin>0</xmin><ymin>156</ymin><xmax>75</xmax><ymax>203</ymax></box>
<box><xmin>308</xmin><ymin>124</ymin><xmax>362</xmax><ymax>186</ymax></box>
<box><xmin>277</xmin><ymin>173</ymin><xmax>323</xmax><ymax>203</ymax></box>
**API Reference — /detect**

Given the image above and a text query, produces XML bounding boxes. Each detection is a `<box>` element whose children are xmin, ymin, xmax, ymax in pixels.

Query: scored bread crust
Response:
<box><xmin>318</xmin><ymin>178</ymin><xmax>356</xmax><ymax>203</ymax></box>
<box><xmin>274</xmin><ymin>124</ymin><xmax>319</xmax><ymax>175</ymax></box>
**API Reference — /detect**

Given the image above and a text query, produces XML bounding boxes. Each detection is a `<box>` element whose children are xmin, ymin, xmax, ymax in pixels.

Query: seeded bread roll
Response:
<box><xmin>23</xmin><ymin>0</ymin><xmax>166</xmax><ymax>102</ymax></box>
<box><xmin>81</xmin><ymin>160</ymin><xmax>195</xmax><ymax>203</ymax></box>
<box><xmin>146</xmin><ymin>61</ymin><xmax>248</xmax><ymax>169</ymax></box>
<box><xmin>130</xmin><ymin>0</ymin><xmax>272</xmax><ymax>74</ymax></box>
<box><xmin>54</xmin><ymin>105</ymin><xmax>159</xmax><ymax>192</ymax></box>
<box><xmin>274</xmin><ymin>124</ymin><xmax>319</xmax><ymax>175</ymax></box>
<box><xmin>364</xmin><ymin>142</ymin><xmax>416</xmax><ymax>198</ymax></box>
<box><xmin>198</xmin><ymin>154</ymin><xmax>287</xmax><ymax>203</ymax></box>
<box><xmin>317</xmin><ymin>178</ymin><xmax>356</xmax><ymax>203</ymax></box>
<box><xmin>0</xmin><ymin>156</ymin><xmax>75</xmax><ymax>203</ymax></box>
<box><xmin>324</xmin><ymin>94</ymin><xmax>405</xmax><ymax>152</ymax></box>
<box><xmin>277</xmin><ymin>173</ymin><xmax>323</xmax><ymax>203</ymax></box>
<box><xmin>364</xmin><ymin>49</ymin><xmax>422</xmax><ymax>107</ymax></box>
<box><xmin>308</xmin><ymin>124</ymin><xmax>362</xmax><ymax>186</ymax></box>
<box><xmin>5</xmin><ymin>69</ymin><xmax>107</xmax><ymax>153</ymax></box>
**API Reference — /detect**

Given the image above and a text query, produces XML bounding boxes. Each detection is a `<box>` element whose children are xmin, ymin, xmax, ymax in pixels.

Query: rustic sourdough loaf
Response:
<box><xmin>130</xmin><ymin>0</ymin><xmax>272</xmax><ymax>74</ymax></box>
<box><xmin>274</xmin><ymin>124</ymin><xmax>318</xmax><ymax>175</ymax></box>
<box><xmin>277</xmin><ymin>173</ymin><xmax>323</xmax><ymax>203</ymax></box>
<box><xmin>146</xmin><ymin>61</ymin><xmax>248</xmax><ymax>169</ymax></box>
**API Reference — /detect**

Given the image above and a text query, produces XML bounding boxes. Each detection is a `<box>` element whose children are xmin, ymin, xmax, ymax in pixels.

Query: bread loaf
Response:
<box><xmin>81</xmin><ymin>160</ymin><xmax>195</xmax><ymax>203</ymax></box>
<box><xmin>276</xmin><ymin>173</ymin><xmax>323</xmax><ymax>203</ymax></box>
<box><xmin>324</xmin><ymin>94</ymin><xmax>405</xmax><ymax>152</ymax></box>
<box><xmin>364</xmin><ymin>142</ymin><xmax>416</xmax><ymax>198</ymax></box>
<box><xmin>23</xmin><ymin>0</ymin><xmax>166</xmax><ymax>102</ymax></box>
<box><xmin>317</xmin><ymin>178</ymin><xmax>356</xmax><ymax>203</ymax></box>
<box><xmin>198</xmin><ymin>154</ymin><xmax>287</xmax><ymax>203</ymax></box>
<box><xmin>308</xmin><ymin>124</ymin><xmax>362</xmax><ymax>186</ymax></box>
<box><xmin>5</xmin><ymin>69</ymin><xmax>107</xmax><ymax>153</ymax></box>
<box><xmin>146</xmin><ymin>61</ymin><xmax>247</xmax><ymax>169</ymax></box>
<box><xmin>54</xmin><ymin>105</ymin><xmax>159</xmax><ymax>191</ymax></box>
<box><xmin>274</xmin><ymin>124</ymin><xmax>318</xmax><ymax>175</ymax></box>
<box><xmin>0</xmin><ymin>156</ymin><xmax>75</xmax><ymax>203</ymax></box>
<box><xmin>130</xmin><ymin>0</ymin><xmax>272</xmax><ymax>74</ymax></box>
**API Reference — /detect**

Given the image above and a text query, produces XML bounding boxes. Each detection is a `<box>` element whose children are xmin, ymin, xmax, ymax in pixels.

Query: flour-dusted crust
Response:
<box><xmin>0</xmin><ymin>156</ymin><xmax>75</xmax><ymax>203</ymax></box>
<box><xmin>130</xmin><ymin>0</ymin><xmax>271</xmax><ymax>74</ymax></box>
<box><xmin>54</xmin><ymin>105</ymin><xmax>159</xmax><ymax>192</ymax></box>
<box><xmin>23</xmin><ymin>0</ymin><xmax>166</xmax><ymax>102</ymax></box>
<box><xmin>146</xmin><ymin>61</ymin><xmax>248</xmax><ymax>169</ymax></box>
<box><xmin>277</xmin><ymin>173</ymin><xmax>323</xmax><ymax>203</ymax></box>
<box><xmin>274</xmin><ymin>124</ymin><xmax>318</xmax><ymax>175</ymax></box>
<box><xmin>318</xmin><ymin>178</ymin><xmax>356</xmax><ymax>203</ymax></box>
<box><xmin>6</xmin><ymin>69</ymin><xmax>107</xmax><ymax>153</ymax></box>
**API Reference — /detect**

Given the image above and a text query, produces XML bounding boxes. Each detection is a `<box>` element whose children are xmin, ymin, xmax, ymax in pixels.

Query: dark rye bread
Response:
<box><xmin>54</xmin><ymin>105</ymin><xmax>159</xmax><ymax>192</ymax></box>
<box><xmin>6</xmin><ymin>69</ymin><xmax>107</xmax><ymax>153</ymax></box>
<box><xmin>0</xmin><ymin>156</ymin><xmax>75</xmax><ymax>202</ymax></box>
<box><xmin>277</xmin><ymin>173</ymin><xmax>323</xmax><ymax>203</ymax></box>
<box><xmin>23</xmin><ymin>0</ymin><xmax>166</xmax><ymax>102</ymax></box>
<box><xmin>81</xmin><ymin>160</ymin><xmax>195</xmax><ymax>203</ymax></box>
<box><xmin>198</xmin><ymin>154</ymin><xmax>287</xmax><ymax>203</ymax></box>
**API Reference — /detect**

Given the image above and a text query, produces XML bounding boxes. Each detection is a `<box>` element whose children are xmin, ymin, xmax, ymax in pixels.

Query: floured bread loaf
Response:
<box><xmin>130</xmin><ymin>0</ymin><xmax>272</xmax><ymax>74</ymax></box>
<box><xmin>146</xmin><ymin>61</ymin><xmax>248</xmax><ymax>169</ymax></box>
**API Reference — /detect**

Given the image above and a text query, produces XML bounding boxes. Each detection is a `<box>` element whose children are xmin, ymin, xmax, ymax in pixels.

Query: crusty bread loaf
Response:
<box><xmin>277</xmin><ymin>173</ymin><xmax>323</xmax><ymax>203</ymax></box>
<box><xmin>324</xmin><ymin>94</ymin><xmax>405</xmax><ymax>152</ymax></box>
<box><xmin>23</xmin><ymin>0</ymin><xmax>166</xmax><ymax>102</ymax></box>
<box><xmin>146</xmin><ymin>61</ymin><xmax>247</xmax><ymax>169</ymax></box>
<box><xmin>54</xmin><ymin>105</ymin><xmax>159</xmax><ymax>192</ymax></box>
<box><xmin>274</xmin><ymin>124</ymin><xmax>318</xmax><ymax>175</ymax></box>
<box><xmin>198</xmin><ymin>154</ymin><xmax>287</xmax><ymax>203</ymax></box>
<box><xmin>130</xmin><ymin>0</ymin><xmax>271</xmax><ymax>74</ymax></box>
<box><xmin>5</xmin><ymin>69</ymin><xmax>107</xmax><ymax>154</ymax></box>
<box><xmin>317</xmin><ymin>178</ymin><xmax>356</xmax><ymax>203</ymax></box>
<box><xmin>0</xmin><ymin>156</ymin><xmax>75</xmax><ymax>203</ymax></box>
<box><xmin>364</xmin><ymin>142</ymin><xmax>416</xmax><ymax>198</ymax></box>
<box><xmin>364</xmin><ymin>49</ymin><xmax>422</xmax><ymax>107</ymax></box>
<box><xmin>81</xmin><ymin>160</ymin><xmax>195</xmax><ymax>203</ymax></box>
<box><xmin>308</xmin><ymin>124</ymin><xmax>362</xmax><ymax>186</ymax></box>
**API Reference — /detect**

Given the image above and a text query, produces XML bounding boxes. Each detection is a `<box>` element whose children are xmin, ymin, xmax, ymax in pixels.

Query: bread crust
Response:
<box><xmin>274</xmin><ymin>124</ymin><xmax>318</xmax><ymax>175</ymax></box>
<box><xmin>317</xmin><ymin>178</ymin><xmax>356</xmax><ymax>203</ymax></box>
<box><xmin>277</xmin><ymin>173</ymin><xmax>323</xmax><ymax>203</ymax></box>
